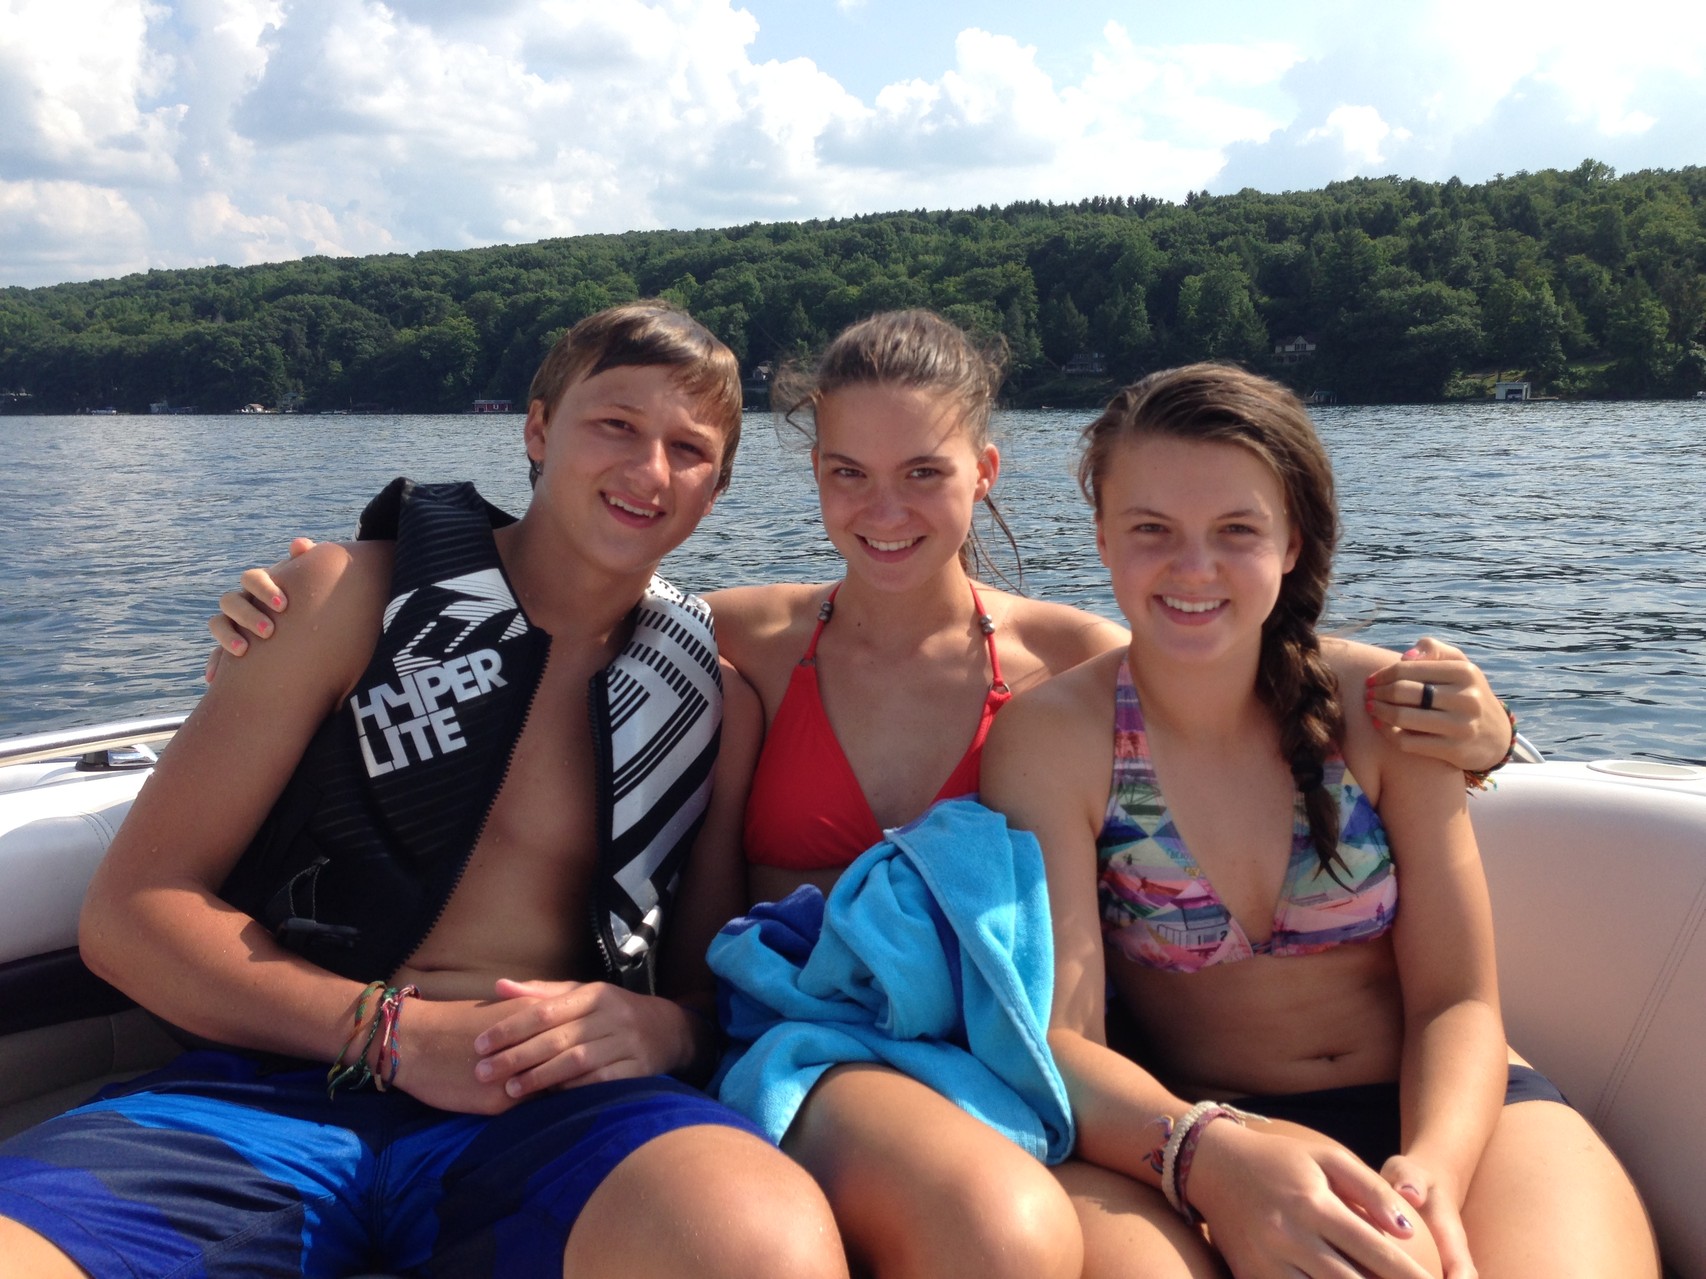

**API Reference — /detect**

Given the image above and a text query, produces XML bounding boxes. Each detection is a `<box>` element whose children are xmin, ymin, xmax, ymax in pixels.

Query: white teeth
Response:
<box><xmin>607</xmin><ymin>495</ymin><xmax>659</xmax><ymax>517</ymax></box>
<box><xmin>1163</xmin><ymin>596</ymin><xmax>1221</xmax><ymax>614</ymax></box>
<box><xmin>865</xmin><ymin>537</ymin><xmax>918</xmax><ymax>552</ymax></box>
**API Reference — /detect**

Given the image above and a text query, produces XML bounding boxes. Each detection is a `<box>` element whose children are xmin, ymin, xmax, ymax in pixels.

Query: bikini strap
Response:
<box><xmin>800</xmin><ymin>583</ymin><xmax>841</xmax><ymax>665</ymax></box>
<box><xmin>967</xmin><ymin>583</ymin><xmax>1009</xmax><ymax>694</ymax></box>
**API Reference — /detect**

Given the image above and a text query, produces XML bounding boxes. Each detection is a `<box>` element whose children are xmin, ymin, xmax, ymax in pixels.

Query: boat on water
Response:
<box><xmin>2</xmin><ymin>717</ymin><xmax>1703</xmax><ymax>1274</ymax></box>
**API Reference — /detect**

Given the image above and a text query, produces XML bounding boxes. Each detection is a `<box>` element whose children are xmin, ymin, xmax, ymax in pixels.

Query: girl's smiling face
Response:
<box><xmin>1095</xmin><ymin>433</ymin><xmax>1299</xmax><ymax>665</ymax></box>
<box><xmin>811</xmin><ymin>381</ymin><xmax>998</xmax><ymax>591</ymax></box>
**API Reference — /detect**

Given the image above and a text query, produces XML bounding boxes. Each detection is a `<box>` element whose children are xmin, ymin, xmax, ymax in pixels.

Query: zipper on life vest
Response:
<box><xmin>395</xmin><ymin>634</ymin><xmax>551</xmax><ymax>973</ymax></box>
<box><xmin>586</xmin><ymin>663</ymin><xmax>629</xmax><ymax>986</ymax></box>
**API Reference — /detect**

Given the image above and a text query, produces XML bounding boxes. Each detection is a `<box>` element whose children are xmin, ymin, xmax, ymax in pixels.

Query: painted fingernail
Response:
<box><xmin>1395</xmin><ymin>1211</ymin><xmax>1413</xmax><ymax>1230</ymax></box>
<box><xmin>231</xmin><ymin>639</ymin><xmax>246</xmax><ymax>654</ymax></box>
<box><xmin>1365</xmin><ymin>673</ymin><xmax>1377</xmax><ymax>686</ymax></box>
<box><xmin>271</xmin><ymin>595</ymin><xmax>285</xmax><ymax>609</ymax></box>
<box><xmin>1402</xmin><ymin>648</ymin><xmax>1421</xmax><ymax>660</ymax></box>
<box><xmin>256</xmin><ymin>619</ymin><xmax>270</xmax><ymax>635</ymax></box>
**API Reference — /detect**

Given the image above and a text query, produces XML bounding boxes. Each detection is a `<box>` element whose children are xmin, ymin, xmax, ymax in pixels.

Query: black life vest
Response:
<box><xmin>220</xmin><ymin>479</ymin><xmax>723</xmax><ymax>993</ymax></box>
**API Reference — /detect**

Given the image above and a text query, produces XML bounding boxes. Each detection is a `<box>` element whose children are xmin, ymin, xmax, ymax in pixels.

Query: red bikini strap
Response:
<box><xmin>800</xmin><ymin>583</ymin><xmax>841</xmax><ymax>664</ymax></box>
<box><xmin>967</xmin><ymin>583</ymin><xmax>1008</xmax><ymax>693</ymax></box>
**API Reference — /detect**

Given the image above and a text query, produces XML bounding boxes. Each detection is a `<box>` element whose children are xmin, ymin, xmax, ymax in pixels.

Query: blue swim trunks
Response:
<box><xmin>0</xmin><ymin>1050</ymin><xmax>764</xmax><ymax>1278</ymax></box>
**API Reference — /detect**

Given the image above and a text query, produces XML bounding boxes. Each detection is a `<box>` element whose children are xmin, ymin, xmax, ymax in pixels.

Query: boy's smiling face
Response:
<box><xmin>525</xmin><ymin>364</ymin><xmax>726</xmax><ymax>577</ymax></box>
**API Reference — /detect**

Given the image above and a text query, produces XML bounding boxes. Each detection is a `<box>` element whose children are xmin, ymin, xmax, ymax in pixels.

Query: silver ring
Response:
<box><xmin>1419</xmin><ymin>682</ymin><xmax>1436</xmax><ymax>711</ymax></box>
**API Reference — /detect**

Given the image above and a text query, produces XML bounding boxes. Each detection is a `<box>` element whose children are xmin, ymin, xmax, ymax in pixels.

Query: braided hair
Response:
<box><xmin>1078</xmin><ymin>364</ymin><xmax>1346</xmax><ymax>878</ymax></box>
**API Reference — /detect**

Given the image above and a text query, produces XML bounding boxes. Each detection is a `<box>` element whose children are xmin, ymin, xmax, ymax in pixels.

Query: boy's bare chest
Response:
<box><xmin>402</xmin><ymin>663</ymin><xmax>603</xmax><ymax>987</ymax></box>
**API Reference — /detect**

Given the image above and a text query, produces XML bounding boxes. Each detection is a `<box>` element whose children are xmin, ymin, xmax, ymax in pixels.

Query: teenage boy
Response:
<box><xmin>0</xmin><ymin>303</ymin><xmax>847</xmax><ymax>1279</ymax></box>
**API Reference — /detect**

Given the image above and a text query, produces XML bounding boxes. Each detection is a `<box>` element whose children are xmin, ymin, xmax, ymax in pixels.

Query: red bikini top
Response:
<box><xmin>743</xmin><ymin>584</ymin><xmax>1012</xmax><ymax>872</ymax></box>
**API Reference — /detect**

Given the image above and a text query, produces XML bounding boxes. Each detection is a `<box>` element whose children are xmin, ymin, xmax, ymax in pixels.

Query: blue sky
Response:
<box><xmin>2</xmin><ymin>0</ymin><xmax>1701</xmax><ymax>288</ymax></box>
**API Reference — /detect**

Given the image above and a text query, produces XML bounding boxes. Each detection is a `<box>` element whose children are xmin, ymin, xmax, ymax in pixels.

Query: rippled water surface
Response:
<box><xmin>2</xmin><ymin>401</ymin><xmax>1701</xmax><ymax>763</ymax></box>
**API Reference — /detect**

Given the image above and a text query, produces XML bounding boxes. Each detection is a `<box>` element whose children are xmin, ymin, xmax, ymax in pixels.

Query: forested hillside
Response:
<box><xmin>2</xmin><ymin>159</ymin><xmax>1701</xmax><ymax>413</ymax></box>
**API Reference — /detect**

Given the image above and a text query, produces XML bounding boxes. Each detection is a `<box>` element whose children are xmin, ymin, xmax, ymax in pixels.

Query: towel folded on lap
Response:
<box><xmin>709</xmin><ymin>798</ymin><xmax>1074</xmax><ymax>1164</ymax></box>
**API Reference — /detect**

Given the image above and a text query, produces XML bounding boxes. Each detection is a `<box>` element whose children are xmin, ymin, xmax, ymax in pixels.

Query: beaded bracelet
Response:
<box><xmin>1160</xmin><ymin>1101</ymin><xmax>1265</xmax><ymax>1223</ymax></box>
<box><xmin>1464</xmin><ymin>701</ymin><xmax>1519</xmax><ymax>792</ymax></box>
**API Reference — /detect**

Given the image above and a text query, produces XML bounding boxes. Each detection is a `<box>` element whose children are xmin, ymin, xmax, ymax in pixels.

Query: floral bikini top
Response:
<box><xmin>1096</xmin><ymin>657</ymin><xmax>1397</xmax><ymax>974</ymax></box>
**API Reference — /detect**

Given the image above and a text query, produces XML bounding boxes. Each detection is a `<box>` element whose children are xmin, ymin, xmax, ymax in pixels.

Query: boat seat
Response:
<box><xmin>2</xmin><ymin>755</ymin><xmax>1702</xmax><ymax>1274</ymax></box>
<box><xmin>1471</xmin><ymin>763</ymin><xmax>1706</xmax><ymax>1278</ymax></box>
<box><xmin>0</xmin><ymin>769</ymin><xmax>174</xmax><ymax>1142</ymax></box>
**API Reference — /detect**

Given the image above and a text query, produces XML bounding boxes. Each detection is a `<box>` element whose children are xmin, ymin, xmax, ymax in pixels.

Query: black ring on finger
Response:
<box><xmin>1419</xmin><ymin>681</ymin><xmax>1436</xmax><ymax>711</ymax></box>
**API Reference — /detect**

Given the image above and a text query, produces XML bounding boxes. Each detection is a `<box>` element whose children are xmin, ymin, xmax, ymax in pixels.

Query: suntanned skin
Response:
<box><xmin>199</xmin><ymin>374</ymin><xmax>1519</xmax><ymax>1279</ymax></box>
<box><xmin>710</xmin><ymin>576</ymin><xmax>1125</xmax><ymax>906</ymax></box>
<box><xmin>0</xmin><ymin>362</ymin><xmax>848</xmax><ymax>1279</ymax></box>
<box><xmin>982</xmin><ymin>432</ymin><xmax>1658</xmax><ymax>1279</ymax></box>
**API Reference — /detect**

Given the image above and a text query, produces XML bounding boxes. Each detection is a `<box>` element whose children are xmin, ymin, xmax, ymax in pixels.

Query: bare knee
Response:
<box><xmin>0</xmin><ymin>1217</ymin><xmax>87</xmax><ymax>1279</ymax></box>
<box><xmin>565</xmin><ymin>1125</ymin><xmax>847</xmax><ymax>1279</ymax></box>
<box><xmin>864</xmin><ymin>1158</ymin><xmax>1082</xmax><ymax>1279</ymax></box>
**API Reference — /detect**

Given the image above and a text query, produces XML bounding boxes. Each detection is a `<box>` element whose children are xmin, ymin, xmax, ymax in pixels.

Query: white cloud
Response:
<box><xmin>1304</xmin><ymin>105</ymin><xmax>1411</xmax><ymax>167</ymax></box>
<box><xmin>1</xmin><ymin>0</ymin><xmax>1702</xmax><ymax>287</ymax></box>
<box><xmin>0</xmin><ymin>179</ymin><xmax>151</xmax><ymax>280</ymax></box>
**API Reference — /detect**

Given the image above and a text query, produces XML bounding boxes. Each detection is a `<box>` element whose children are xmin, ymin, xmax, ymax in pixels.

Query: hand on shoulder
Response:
<box><xmin>1346</xmin><ymin>635</ymin><xmax>1512</xmax><ymax>776</ymax></box>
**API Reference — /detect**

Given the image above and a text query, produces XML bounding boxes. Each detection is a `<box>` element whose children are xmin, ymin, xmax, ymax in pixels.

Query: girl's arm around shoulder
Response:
<box><xmin>1333</xmin><ymin>633</ymin><xmax>1514</xmax><ymax>773</ymax></box>
<box><xmin>79</xmin><ymin>539</ymin><xmax>394</xmax><ymax>1055</ymax></box>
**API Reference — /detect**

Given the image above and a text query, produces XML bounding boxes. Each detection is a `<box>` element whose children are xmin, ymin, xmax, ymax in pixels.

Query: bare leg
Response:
<box><xmin>1461</xmin><ymin>1100</ymin><xmax>1659</xmax><ymax>1279</ymax></box>
<box><xmin>784</xmin><ymin>1064</ymin><xmax>1083</xmax><ymax>1279</ymax></box>
<box><xmin>563</xmin><ymin>1123</ymin><xmax>848</xmax><ymax>1279</ymax></box>
<box><xmin>0</xmin><ymin>1218</ymin><xmax>88</xmax><ymax>1279</ymax></box>
<box><xmin>1054</xmin><ymin>1158</ymin><xmax>1225</xmax><ymax>1279</ymax></box>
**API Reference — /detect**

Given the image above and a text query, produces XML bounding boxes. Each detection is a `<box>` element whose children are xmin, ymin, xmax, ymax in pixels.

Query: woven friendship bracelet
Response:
<box><xmin>327</xmin><ymin>980</ymin><xmax>403</xmax><ymax>1098</ymax></box>
<box><xmin>372</xmin><ymin>984</ymin><xmax>419</xmax><ymax>1091</ymax></box>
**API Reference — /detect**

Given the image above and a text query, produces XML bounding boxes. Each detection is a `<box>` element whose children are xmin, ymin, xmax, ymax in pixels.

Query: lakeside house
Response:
<box><xmin>1495</xmin><ymin>381</ymin><xmax>1532</xmax><ymax>401</ymax></box>
<box><xmin>1274</xmin><ymin>335</ymin><xmax>1318</xmax><ymax>365</ymax></box>
<box><xmin>1063</xmin><ymin>351</ymin><xmax>1107</xmax><ymax>375</ymax></box>
<box><xmin>741</xmin><ymin>361</ymin><xmax>773</xmax><ymax>409</ymax></box>
<box><xmin>471</xmin><ymin>398</ymin><xmax>514</xmax><ymax>413</ymax></box>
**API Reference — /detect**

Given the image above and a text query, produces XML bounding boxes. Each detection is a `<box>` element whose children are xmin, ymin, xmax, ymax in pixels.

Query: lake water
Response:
<box><xmin>1</xmin><ymin>401</ymin><xmax>1702</xmax><ymax>764</ymax></box>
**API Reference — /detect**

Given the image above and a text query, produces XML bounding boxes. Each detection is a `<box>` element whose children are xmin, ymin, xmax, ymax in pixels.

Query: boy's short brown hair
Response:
<box><xmin>528</xmin><ymin>300</ymin><xmax>744</xmax><ymax>492</ymax></box>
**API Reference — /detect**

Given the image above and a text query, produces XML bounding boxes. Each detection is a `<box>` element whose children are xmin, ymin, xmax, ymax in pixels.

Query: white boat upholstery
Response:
<box><xmin>1470</xmin><ymin>762</ymin><xmax>1706</xmax><ymax>1277</ymax></box>
<box><xmin>0</xmin><ymin>768</ymin><xmax>146</xmax><ymax>965</ymax></box>
<box><xmin>0</xmin><ymin>753</ymin><xmax>1701</xmax><ymax>1271</ymax></box>
<box><xmin>0</xmin><ymin>767</ymin><xmax>177</xmax><ymax>1142</ymax></box>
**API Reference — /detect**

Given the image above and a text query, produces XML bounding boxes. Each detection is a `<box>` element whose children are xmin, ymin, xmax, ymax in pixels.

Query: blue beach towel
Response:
<box><xmin>709</xmin><ymin>798</ymin><xmax>1074</xmax><ymax>1164</ymax></box>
